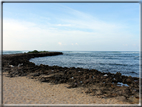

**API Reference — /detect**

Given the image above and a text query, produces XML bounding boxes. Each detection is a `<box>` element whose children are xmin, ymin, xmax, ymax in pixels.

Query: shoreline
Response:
<box><xmin>2</xmin><ymin>52</ymin><xmax>141</xmax><ymax>104</ymax></box>
<box><xmin>3</xmin><ymin>72</ymin><xmax>130</xmax><ymax>104</ymax></box>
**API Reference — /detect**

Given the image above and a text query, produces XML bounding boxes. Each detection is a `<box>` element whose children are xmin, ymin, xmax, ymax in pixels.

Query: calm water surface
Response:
<box><xmin>29</xmin><ymin>51</ymin><xmax>140</xmax><ymax>77</ymax></box>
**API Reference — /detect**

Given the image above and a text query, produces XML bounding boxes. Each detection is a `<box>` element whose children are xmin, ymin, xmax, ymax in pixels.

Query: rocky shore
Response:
<box><xmin>2</xmin><ymin>52</ymin><xmax>141</xmax><ymax>104</ymax></box>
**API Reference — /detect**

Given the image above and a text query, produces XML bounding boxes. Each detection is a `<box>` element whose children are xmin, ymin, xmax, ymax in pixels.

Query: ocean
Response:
<box><xmin>3</xmin><ymin>51</ymin><xmax>140</xmax><ymax>78</ymax></box>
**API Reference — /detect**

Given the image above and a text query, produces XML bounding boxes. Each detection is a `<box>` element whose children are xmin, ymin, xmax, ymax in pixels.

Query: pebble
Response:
<box><xmin>9</xmin><ymin>65</ymin><xmax>14</xmax><ymax>67</ymax></box>
<box><xmin>96</xmin><ymin>90</ymin><xmax>103</xmax><ymax>95</ymax></box>
<box><xmin>18</xmin><ymin>63</ymin><xmax>23</xmax><ymax>67</ymax></box>
<box><xmin>104</xmin><ymin>74</ymin><xmax>108</xmax><ymax>76</ymax></box>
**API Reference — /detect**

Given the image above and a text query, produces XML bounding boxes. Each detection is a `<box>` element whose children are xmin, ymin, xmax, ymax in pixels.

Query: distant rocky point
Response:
<box><xmin>26</xmin><ymin>50</ymin><xmax>49</xmax><ymax>54</ymax></box>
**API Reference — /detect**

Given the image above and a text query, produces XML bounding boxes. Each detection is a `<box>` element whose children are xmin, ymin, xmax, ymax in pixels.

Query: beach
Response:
<box><xmin>3</xmin><ymin>72</ymin><xmax>131</xmax><ymax>104</ymax></box>
<box><xmin>2</xmin><ymin>52</ymin><xmax>141</xmax><ymax>105</ymax></box>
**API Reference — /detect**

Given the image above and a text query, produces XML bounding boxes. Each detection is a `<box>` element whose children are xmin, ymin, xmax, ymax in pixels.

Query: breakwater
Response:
<box><xmin>2</xmin><ymin>52</ymin><xmax>63</xmax><ymax>66</ymax></box>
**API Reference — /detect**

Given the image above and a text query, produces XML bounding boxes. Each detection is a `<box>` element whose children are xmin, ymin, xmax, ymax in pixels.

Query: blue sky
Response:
<box><xmin>3</xmin><ymin>3</ymin><xmax>140</xmax><ymax>51</ymax></box>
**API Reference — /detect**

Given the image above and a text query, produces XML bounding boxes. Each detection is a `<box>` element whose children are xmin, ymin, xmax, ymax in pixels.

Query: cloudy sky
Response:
<box><xmin>3</xmin><ymin>2</ymin><xmax>140</xmax><ymax>51</ymax></box>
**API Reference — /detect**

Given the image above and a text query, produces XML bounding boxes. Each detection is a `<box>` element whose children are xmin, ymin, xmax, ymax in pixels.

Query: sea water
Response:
<box><xmin>2</xmin><ymin>51</ymin><xmax>25</xmax><ymax>54</ymax></box>
<box><xmin>30</xmin><ymin>51</ymin><xmax>140</xmax><ymax>78</ymax></box>
<box><xmin>2</xmin><ymin>51</ymin><xmax>140</xmax><ymax>77</ymax></box>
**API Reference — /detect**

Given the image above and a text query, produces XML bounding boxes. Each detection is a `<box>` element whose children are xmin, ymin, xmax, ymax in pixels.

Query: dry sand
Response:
<box><xmin>2</xmin><ymin>72</ymin><xmax>136</xmax><ymax>105</ymax></box>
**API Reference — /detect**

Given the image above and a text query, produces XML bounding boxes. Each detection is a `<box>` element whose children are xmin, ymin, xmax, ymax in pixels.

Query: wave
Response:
<box><xmin>120</xmin><ymin>51</ymin><xmax>139</xmax><ymax>54</ymax></box>
<box><xmin>3</xmin><ymin>51</ymin><xmax>24</xmax><ymax>54</ymax></box>
<box><xmin>63</xmin><ymin>51</ymin><xmax>92</xmax><ymax>54</ymax></box>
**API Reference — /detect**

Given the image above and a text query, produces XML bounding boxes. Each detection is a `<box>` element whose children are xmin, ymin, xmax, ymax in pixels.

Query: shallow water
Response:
<box><xmin>116</xmin><ymin>82</ymin><xmax>129</xmax><ymax>87</ymax></box>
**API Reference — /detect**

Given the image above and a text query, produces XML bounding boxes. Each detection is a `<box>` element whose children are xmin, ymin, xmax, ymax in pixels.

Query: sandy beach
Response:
<box><xmin>3</xmin><ymin>72</ymin><xmax>133</xmax><ymax>105</ymax></box>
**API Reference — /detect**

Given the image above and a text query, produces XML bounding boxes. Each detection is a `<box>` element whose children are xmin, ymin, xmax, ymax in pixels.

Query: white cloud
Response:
<box><xmin>56</xmin><ymin>24</ymin><xmax>71</xmax><ymax>27</ymax></box>
<box><xmin>58</xmin><ymin>42</ymin><xmax>62</xmax><ymax>45</ymax></box>
<box><xmin>3</xmin><ymin>8</ymin><xmax>139</xmax><ymax>51</ymax></box>
<box><xmin>71</xmin><ymin>43</ymin><xmax>78</xmax><ymax>46</ymax></box>
<box><xmin>3</xmin><ymin>19</ymin><xmax>61</xmax><ymax>50</ymax></box>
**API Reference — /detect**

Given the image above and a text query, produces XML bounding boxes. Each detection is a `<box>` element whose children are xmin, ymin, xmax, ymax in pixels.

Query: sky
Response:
<box><xmin>3</xmin><ymin>2</ymin><xmax>140</xmax><ymax>51</ymax></box>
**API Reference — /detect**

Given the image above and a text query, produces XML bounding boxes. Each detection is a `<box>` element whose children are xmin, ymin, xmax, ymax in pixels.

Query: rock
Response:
<box><xmin>59</xmin><ymin>79</ymin><xmax>67</xmax><ymax>83</ymax></box>
<box><xmin>134</xmin><ymin>93</ymin><xmax>139</xmax><ymax>98</ymax></box>
<box><xmin>85</xmin><ymin>75</ymin><xmax>89</xmax><ymax>79</ymax></box>
<box><xmin>106</xmin><ymin>83</ymin><xmax>112</xmax><ymax>87</ymax></box>
<box><xmin>29</xmin><ymin>73</ymin><xmax>40</xmax><ymax>77</ymax></box>
<box><xmin>84</xmin><ymin>79</ymin><xmax>90</xmax><ymax>84</ymax></box>
<box><xmin>20</xmin><ymin>73</ymin><xmax>27</xmax><ymax>76</ymax></box>
<box><xmin>116</xmin><ymin>90</ymin><xmax>123</xmax><ymax>96</ymax></box>
<box><xmin>122</xmin><ymin>88</ymin><xmax>133</xmax><ymax>98</ymax></box>
<box><xmin>39</xmin><ymin>78</ymin><xmax>50</xmax><ymax>82</ymax></box>
<box><xmin>85</xmin><ymin>89</ymin><xmax>92</xmax><ymax>93</ymax></box>
<box><xmin>9</xmin><ymin>71</ymin><xmax>19</xmax><ymax>77</ymax></box>
<box><xmin>89</xmin><ymin>75</ymin><xmax>92</xmax><ymax>79</ymax></box>
<box><xmin>96</xmin><ymin>90</ymin><xmax>103</xmax><ymax>95</ymax></box>
<box><xmin>126</xmin><ymin>78</ymin><xmax>132</xmax><ymax>83</ymax></box>
<box><xmin>116</xmin><ymin>96</ymin><xmax>127</xmax><ymax>102</ymax></box>
<box><xmin>116</xmin><ymin>72</ymin><xmax>122</xmax><ymax>76</ymax></box>
<box><xmin>9</xmin><ymin>65</ymin><xmax>14</xmax><ymax>67</ymax></box>
<box><xmin>111</xmin><ymin>93</ymin><xmax>117</xmax><ymax>97</ymax></box>
<box><xmin>3</xmin><ymin>68</ymin><xmax>11</xmax><ymax>72</ymax></box>
<box><xmin>105</xmin><ymin>78</ymin><xmax>110</xmax><ymax>83</ymax></box>
<box><xmin>104</xmin><ymin>74</ymin><xmax>108</xmax><ymax>76</ymax></box>
<box><xmin>67</xmin><ymin>83</ymin><xmax>78</xmax><ymax>88</ymax></box>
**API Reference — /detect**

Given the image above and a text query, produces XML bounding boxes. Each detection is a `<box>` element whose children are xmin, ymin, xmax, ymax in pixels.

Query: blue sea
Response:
<box><xmin>3</xmin><ymin>51</ymin><xmax>140</xmax><ymax>78</ymax></box>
